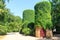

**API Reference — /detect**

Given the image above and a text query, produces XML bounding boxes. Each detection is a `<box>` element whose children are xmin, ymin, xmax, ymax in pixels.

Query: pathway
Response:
<box><xmin>0</xmin><ymin>32</ymin><xmax>60</xmax><ymax>40</ymax></box>
<box><xmin>0</xmin><ymin>32</ymin><xmax>39</xmax><ymax>40</ymax></box>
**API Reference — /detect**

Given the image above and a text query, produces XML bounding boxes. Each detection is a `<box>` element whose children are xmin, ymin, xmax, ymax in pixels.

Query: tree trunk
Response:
<box><xmin>46</xmin><ymin>29</ymin><xmax>53</xmax><ymax>38</ymax></box>
<box><xmin>35</xmin><ymin>27</ymin><xmax>40</xmax><ymax>38</ymax></box>
<box><xmin>35</xmin><ymin>27</ymin><xmax>45</xmax><ymax>38</ymax></box>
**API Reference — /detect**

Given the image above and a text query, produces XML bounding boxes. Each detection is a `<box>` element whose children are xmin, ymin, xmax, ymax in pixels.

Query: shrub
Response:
<box><xmin>0</xmin><ymin>25</ymin><xmax>7</xmax><ymax>35</ymax></box>
<box><xmin>22</xmin><ymin>27</ymin><xmax>31</xmax><ymax>35</ymax></box>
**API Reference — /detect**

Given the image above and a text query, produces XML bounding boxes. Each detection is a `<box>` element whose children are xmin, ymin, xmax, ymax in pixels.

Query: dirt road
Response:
<box><xmin>0</xmin><ymin>32</ymin><xmax>60</xmax><ymax>40</ymax></box>
<box><xmin>0</xmin><ymin>32</ymin><xmax>39</xmax><ymax>40</ymax></box>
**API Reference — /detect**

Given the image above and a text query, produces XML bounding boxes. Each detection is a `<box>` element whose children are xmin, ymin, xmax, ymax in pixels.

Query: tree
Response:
<box><xmin>34</xmin><ymin>1</ymin><xmax>53</xmax><ymax>38</ymax></box>
<box><xmin>49</xmin><ymin>0</ymin><xmax>60</xmax><ymax>33</ymax></box>
<box><xmin>0</xmin><ymin>0</ymin><xmax>22</xmax><ymax>34</ymax></box>
<box><xmin>35</xmin><ymin>1</ymin><xmax>52</xmax><ymax>30</ymax></box>
<box><xmin>0</xmin><ymin>0</ymin><xmax>10</xmax><ymax>34</ymax></box>
<box><xmin>20</xmin><ymin>9</ymin><xmax>35</xmax><ymax>35</ymax></box>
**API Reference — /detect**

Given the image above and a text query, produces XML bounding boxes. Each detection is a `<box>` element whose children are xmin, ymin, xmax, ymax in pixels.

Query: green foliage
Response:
<box><xmin>50</xmin><ymin>0</ymin><xmax>60</xmax><ymax>28</ymax></box>
<box><xmin>0</xmin><ymin>0</ymin><xmax>22</xmax><ymax>35</ymax></box>
<box><xmin>0</xmin><ymin>25</ymin><xmax>7</xmax><ymax>35</ymax></box>
<box><xmin>20</xmin><ymin>10</ymin><xmax>35</xmax><ymax>36</ymax></box>
<box><xmin>7</xmin><ymin>16</ymin><xmax>22</xmax><ymax>32</ymax></box>
<box><xmin>22</xmin><ymin>27</ymin><xmax>31</xmax><ymax>35</ymax></box>
<box><xmin>34</xmin><ymin>1</ymin><xmax>53</xmax><ymax>30</ymax></box>
<box><xmin>23</xmin><ymin>10</ymin><xmax>35</xmax><ymax>30</ymax></box>
<box><xmin>56</xmin><ymin>3</ymin><xmax>60</xmax><ymax>27</ymax></box>
<box><xmin>23</xmin><ymin>9</ymin><xmax>35</xmax><ymax>23</ymax></box>
<box><xmin>48</xmin><ymin>0</ymin><xmax>60</xmax><ymax>32</ymax></box>
<box><xmin>7</xmin><ymin>22</ymin><xmax>18</xmax><ymax>32</ymax></box>
<box><xmin>52</xmin><ymin>0</ymin><xmax>59</xmax><ymax>3</ymax></box>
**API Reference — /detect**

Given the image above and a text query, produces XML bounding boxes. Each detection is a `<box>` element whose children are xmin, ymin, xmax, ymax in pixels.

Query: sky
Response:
<box><xmin>6</xmin><ymin>0</ymin><xmax>47</xmax><ymax>18</ymax></box>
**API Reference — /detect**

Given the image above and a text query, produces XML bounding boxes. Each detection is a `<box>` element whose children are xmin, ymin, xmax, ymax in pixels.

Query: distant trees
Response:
<box><xmin>0</xmin><ymin>0</ymin><xmax>22</xmax><ymax>35</ymax></box>
<box><xmin>7</xmin><ymin>15</ymin><xmax>22</xmax><ymax>32</ymax></box>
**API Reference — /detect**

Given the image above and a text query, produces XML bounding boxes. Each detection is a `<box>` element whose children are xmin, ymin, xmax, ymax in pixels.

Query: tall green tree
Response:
<box><xmin>34</xmin><ymin>1</ymin><xmax>53</xmax><ymax>29</ymax></box>
<box><xmin>49</xmin><ymin>0</ymin><xmax>60</xmax><ymax>31</ymax></box>
<box><xmin>23</xmin><ymin>9</ymin><xmax>35</xmax><ymax>29</ymax></box>
<box><xmin>21</xmin><ymin>9</ymin><xmax>35</xmax><ymax>35</ymax></box>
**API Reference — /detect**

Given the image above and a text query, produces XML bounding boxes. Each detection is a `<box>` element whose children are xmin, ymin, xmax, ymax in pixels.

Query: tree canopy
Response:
<box><xmin>34</xmin><ymin>1</ymin><xmax>53</xmax><ymax>29</ymax></box>
<box><xmin>0</xmin><ymin>0</ymin><xmax>22</xmax><ymax>34</ymax></box>
<box><xmin>23</xmin><ymin>9</ymin><xmax>35</xmax><ymax>23</ymax></box>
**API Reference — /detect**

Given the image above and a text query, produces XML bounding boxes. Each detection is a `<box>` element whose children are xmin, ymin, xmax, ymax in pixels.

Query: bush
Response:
<box><xmin>20</xmin><ymin>21</ymin><xmax>35</xmax><ymax>36</ymax></box>
<box><xmin>0</xmin><ymin>25</ymin><xmax>7</xmax><ymax>35</ymax></box>
<box><xmin>22</xmin><ymin>27</ymin><xmax>31</xmax><ymax>35</ymax></box>
<box><xmin>7</xmin><ymin>22</ymin><xmax>21</xmax><ymax>32</ymax></box>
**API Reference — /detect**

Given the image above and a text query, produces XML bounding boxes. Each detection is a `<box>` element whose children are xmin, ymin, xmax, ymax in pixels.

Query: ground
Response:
<box><xmin>0</xmin><ymin>32</ymin><xmax>60</xmax><ymax>40</ymax></box>
<box><xmin>0</xmin><ymin>32</ymin><xmax>39</xmax><ymax>40</ymax></box>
